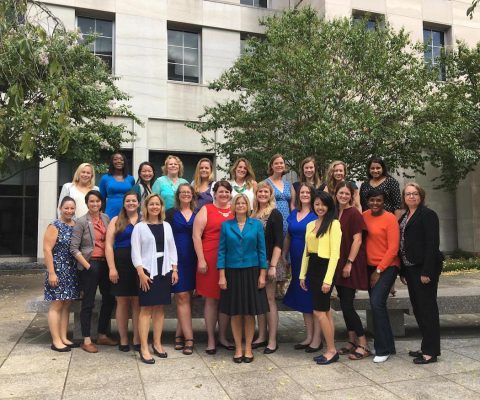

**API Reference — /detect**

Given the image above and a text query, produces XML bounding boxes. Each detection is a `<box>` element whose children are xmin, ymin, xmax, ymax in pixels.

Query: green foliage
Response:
<box><xmin>187</xmin><ymin>7</ymin><xmax>479</xmax><ymax>188</ymax></box>
<box><xmin>467</xmin><ymin>0</ymin><xmax>479</xmax><ymax>19</ymax></box>
<box><xmin>443</xmin><ymin>257</ymin><xmax>480</xmax><ymax>272</ymax></box>
<box><xmin>0</xmin><ymin>0</ymin><xmax>141</xmax><ymax>175</ymax></box>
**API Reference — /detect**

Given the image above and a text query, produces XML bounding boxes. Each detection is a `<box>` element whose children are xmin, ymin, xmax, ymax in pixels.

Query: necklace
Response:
<box><xmin>233</xmin><ymin>181</ymin><xmax>246</xmax><ymax>193</ymax></box>
<box><xmin>215</xmin><ymin>205</ymin><xmax>231</xmax><ymax>218</ymax></box>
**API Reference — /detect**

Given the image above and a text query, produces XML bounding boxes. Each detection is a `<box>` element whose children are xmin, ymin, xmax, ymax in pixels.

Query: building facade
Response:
<box><xmin>0</xmin><ymin>0</ymin><xmax>478</xmax><ymax>259</ymax></box>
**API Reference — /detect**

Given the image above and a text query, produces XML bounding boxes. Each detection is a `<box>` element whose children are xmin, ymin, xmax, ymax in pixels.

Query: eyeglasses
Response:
<box><xmin>405</xmin><ymin>192</ymin><xmax>420</xmax><ymax>197</ymax></box>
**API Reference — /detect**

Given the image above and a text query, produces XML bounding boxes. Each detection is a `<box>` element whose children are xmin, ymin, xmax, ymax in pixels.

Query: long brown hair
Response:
<box><xmin>298</xmin><ymin>156</ymin><xmax>321</xmax><ymax>188</ymax></box>
<box><xmin>229</xmin><ymin>158</ymin><xmax>256</xmax><ymax>189</ymax></box>
<box><xmin>115</xmin><ymin>191</ymin><xmax>140</xmax><ymax>233</ymax></box>
<box><xmin>325</xmin><ymin>160</ymin><xmax>347</xmax><ymax>193</ymax></box>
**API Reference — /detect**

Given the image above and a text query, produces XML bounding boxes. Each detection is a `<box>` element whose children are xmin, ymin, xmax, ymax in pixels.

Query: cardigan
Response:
<box><xmin>131</xmin><ymin>221</ymin><xmax>178</xmax><ymax>278</ymax></box>
<box><xmin>299</xmin><ymin>219</ymin><xmax>342</xmax><ymax>285</ymax></box>
<box><xmin>217</xmin><ymin>218</ymin><xmax>268</xmax><ymax>269</ymax></box>
<box><xmin>399</xmin><ymin>205</ymin><xmax>444</xmax><ymax>278</ymax></box>
<box><xmin>263</xmin><ymin>209</ymin><xmax>284</xmax><ymax>262</ymax></box>
<box><xmin>70</xmin><ymin>212</ymin><xmax>110</xmax><ymax>270</ymax></box>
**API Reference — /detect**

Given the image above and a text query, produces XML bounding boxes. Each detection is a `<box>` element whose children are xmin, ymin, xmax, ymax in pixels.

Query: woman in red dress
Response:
<box><xmin>193</xmin><ymin>180</ymin><xmax>234</xmax><ymax>354</ymax></box>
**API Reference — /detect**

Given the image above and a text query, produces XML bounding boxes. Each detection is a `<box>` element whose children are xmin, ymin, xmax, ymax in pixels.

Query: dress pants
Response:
<box><xmin>336</xmin><ymin>285</ymin><xmax>365</xmax><ymax>337</ymax></box>
<box><xmin>368</xmin><ymin>266</ymin><xmax>398</xmax><ymax>356</ymax></box>
<box><xmin>80</xmin><ymin>260</ymin><xmax>116</xmax><ymax>338</ymax></box>
<box><xmin>405</xmin><ymin>266</ymin><xmax>441</xmax><ymax>357</ymax></box>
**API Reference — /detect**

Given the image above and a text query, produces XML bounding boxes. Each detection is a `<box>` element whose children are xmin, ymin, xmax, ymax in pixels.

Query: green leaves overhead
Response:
<box><xmin>188</xmin><ymin>7</ymin><xmax>479</xmax><ymax>189</ymax></box>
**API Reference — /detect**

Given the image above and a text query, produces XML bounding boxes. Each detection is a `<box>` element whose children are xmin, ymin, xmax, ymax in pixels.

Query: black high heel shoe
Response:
<box><xmin>139</xmin><ymin>353</ymin><xmax>155</xmax><ymax>364</ymax></box>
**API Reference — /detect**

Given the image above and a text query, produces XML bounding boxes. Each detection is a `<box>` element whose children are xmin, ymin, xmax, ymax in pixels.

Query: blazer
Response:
<box><xmin>399</xmin><ymin>205</ymin><xmax>444</xmax><ymax>278</ymax></box>
<box><xmin>70</xmin><ymin>212</ymin><xmax>110</xmax><ymax>270</ymax></box>
<box><xmin>217</xmin><ymin>218</ymin><xmax>268</xmax><ymax>269</ymax></box>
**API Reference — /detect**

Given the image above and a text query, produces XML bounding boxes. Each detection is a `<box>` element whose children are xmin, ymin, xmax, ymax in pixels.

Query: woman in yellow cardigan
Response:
<box><xmin>300</xmin><ymin>191</ymin><xmax>342</xmax><ymax>365</ymax></box>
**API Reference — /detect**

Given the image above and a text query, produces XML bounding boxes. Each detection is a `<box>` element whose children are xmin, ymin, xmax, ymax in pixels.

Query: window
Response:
<box><xmin>423</xmin><ymin>28</ymin><xmax>446</xmax><ymax>80</ymax></box>
<box><xmin>240</xmin><ymin>0</ymin><xmax>268</xmax><ymax>7</ymax></box>
<box><xmin>168</xmin><ymin>29</ymin><xmax>200</xmax><ymax>83</ymax></box>
<box><xmin>77</xmin><ymin>16</ymin><xmax>114</xmax><ymax>72</ymax></box>
<box><xmin>353</xmin><ymin>14</ymin><xmax>381</xmax><ymax>31</ymax></box>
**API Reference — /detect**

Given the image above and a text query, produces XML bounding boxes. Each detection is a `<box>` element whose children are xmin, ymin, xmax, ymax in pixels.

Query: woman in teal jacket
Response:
<box><xmin>218</xmin><ymin>193</ymin><xmax>269</xmax><ymax>363</ymax></box>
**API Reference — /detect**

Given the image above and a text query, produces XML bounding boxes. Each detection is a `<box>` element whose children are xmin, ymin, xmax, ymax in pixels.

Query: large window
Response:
<box><xmin>424</xmin><ymin>28</ymin><xmax>446</xmax><ymax>80</ymax></box>
<box><xmin>0</xmin><ymin>163</ymin><xmax>39</xmax><ymax>256</ymax></box>
<box><xmin>241</xmin><ymin>0</ymin><xmax>268</xmax><ymax>7</ymax></box>
<box><xmin>168</xmin><ymin>29</ymin><xmax>200</xmax><ymax>83</ymax></box>
<box><xmin>77</xmin><ymin>16</ymin><xmax>114</xmax><ymax>72</ymax></box>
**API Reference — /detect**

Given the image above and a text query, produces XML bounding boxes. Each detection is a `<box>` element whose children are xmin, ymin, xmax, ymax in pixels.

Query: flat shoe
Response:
<box><xmin>81</xmin><ymin>343</ymin><xmax>98</xmax><ymax>353</ymax></box>
<box><xmin>305</xmin><ymin>343</ymin><xmax>323</xmax><ymax>353</ymax></box>
<box><xmin>263</xmin><ymin>345</ymin><xmax>279</xmax><ymax>354</ymax></box>
<box><xmin>313</xmin><ymin>354</ymin><xmax>326</xmax><ymax>362</ymax></box>
<box><xmin>316</xmin><ymin>352</ymin><xmax>339</xmax><ymax>365</ymax></box>
<box><xmin>413</xmin><ymin>355</ymin><xmax>437</xmax><ymax>364</ymax></box>
<box><xmin>243</xmin><ymin>355</ymin><xmax>254</xmax><ymax>363</ymax></box>
<box><xmin>251</xmin><ymin>341</ymin><xmax>267</xmax><ymax>349</ymax></box>
<box><xmin>65</xmin><ymin>342</ymin><xmax>80</xmax><ymax>348</ymax></box>
<box><xmin>96</xmin><ymin>336</ymin><xmax>118</xmax><ymax>346</ymax></box>
<box><xmin>152</xmin><ymin>346</ymin><xmax>168</xmax><ymax>358</ymax></box>
<box><xmin>233</xmin><ymin>355</ymin><xmax>243</xmax><ymax>363</ymax></box>
<box><xmin>118</xmin><ymin>344</ymin><xmax>130</xmax><ymax>352</ymax></box>
<box><xmin>409</xmin><ymin>350</ymin><xmax>423</xmax><ymax>358</ymax></box>
<box><xmin>205</xmin><ymin>347</ymin><xmax>217</xmax><ymax>355</ymax></box>
<box><xmin>218</xmin><ymin>342</ymin><xmax>235</xmax><ymax>351</ymax></box>
<box><xmin>51</xmin><ymin>344</ymin><xmax>71</xmax><ymax>352</ymax></box>
<box><xmin>133</xmin><ymin>344</ymin><xmax>141</xmax><ymax>352</ymax></box>
<box><xmin>373</xmin><ymin>354</ymin><xmax>390</xmax><ymax>363</ymax></box>
<box><xmin>140</xmin><ymin>353</ymin><xmax>155</xmax><ymax>365</ymax></box>
<box><xmin>293</xmin><ymin>343</ymin><xmax>309</xmax><ymax>350</ymax></box>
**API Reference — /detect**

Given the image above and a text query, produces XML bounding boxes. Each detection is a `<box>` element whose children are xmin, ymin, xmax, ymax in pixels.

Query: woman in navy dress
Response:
<box><xmin>283</xmin><ymin>183</ymin><xmax>321</xmax><ymax>352</ymax></box>
<box><xmin>166</xmin><ymin>183</ymin><xmax>197</xmax><ymax>355</ymax></box>
<box><xmin>99</xmin><ymin>152</ymin><xmax>135</xmax><ymax>218</ymax></box>
<box><xmin>44</xmin><ymin>196</ymin><xmax>79</xmax><ymax>352</ymax></box>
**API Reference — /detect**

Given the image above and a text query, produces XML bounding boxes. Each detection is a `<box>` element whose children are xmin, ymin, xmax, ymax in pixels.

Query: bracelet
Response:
<box><xmin>269</xmin><ymin>265</ymin><xmax>277</xmax><ymax>269</ymax></box>
<box><xmin>347</xmin><ymin>259</ymin><xmax>354</xmax><ymax>264</ymax></box>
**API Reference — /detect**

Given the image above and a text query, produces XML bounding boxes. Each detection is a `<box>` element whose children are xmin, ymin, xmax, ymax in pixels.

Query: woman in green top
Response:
<box><xmin>152</xmin><ymin>155</ymin><xmax>188</xmax><ymax>210</ymax></box>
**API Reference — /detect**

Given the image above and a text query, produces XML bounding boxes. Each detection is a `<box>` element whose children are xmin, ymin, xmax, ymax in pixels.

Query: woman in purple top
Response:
<box><xmin>99</xmin><ymin>153</ymin><xmax>135</xmax><ymax>218</ymax></box>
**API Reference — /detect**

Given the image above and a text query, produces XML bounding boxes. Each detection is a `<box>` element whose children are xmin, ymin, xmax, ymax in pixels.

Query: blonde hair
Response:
<box><xmin>299</xmin><ymin>156</ymin><xmax>321</xmax><ymax>188</ymax></box>
<box><xmin>142</xmin><ymin>193</ymin><xmax>165</xmax><ymax>222</ymax></box>
<box><xmin>229</xmin><ymin>158</ymin><xmax>256</xmax><ymax>189</ymax></box>
<box><xmin>325</xmin><ymin>160</ymin><xmax>347</xmax><ymax>193</ymax></box>
<box><xmin>193</xmin><ymin>158</ymin><xmax>214</xmax><ymax>193</ymax></box>
<box><xmin>73</xmin><ymin>163</ymin><xmax>95</xmax><ymax>189</ymax></box>
<box><xmin>162</xmin><ymin>155</ymin><xmax>184</xmax><ymax>177</ymax></box>
<box><xmin>231</xmin><ymin>193</ymin><xmax>251</xmax><ymax>217</ymax></box>
<box><xmin>252</xmin><ymin>181</ymin><xmax>276</xmax><ymax>219</ymax></box>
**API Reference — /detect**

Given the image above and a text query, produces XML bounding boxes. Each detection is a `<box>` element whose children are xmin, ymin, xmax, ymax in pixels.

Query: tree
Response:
<box><xmin>0</xmin><ymin>0</ymin><xmax>140</xmax><ymax>178</ymax></box>
<box><xmin>187</xmin><ymin>7</ymin><xmax>477</xmax><ymax>189</ymax></box>
<box><xmin>467</xmin><ymin>1</ymin><xmax>479</xmax><ymax>19</ymax></box>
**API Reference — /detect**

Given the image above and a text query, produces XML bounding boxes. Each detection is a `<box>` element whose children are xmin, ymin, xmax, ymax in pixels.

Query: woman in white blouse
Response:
<box><xmin>58</xmin><ymin>163</ymin><xmax>98</xmax><ymax>218</ymax></box>
<box><xmin>131</xmin><ymin>193</ymin><xmax>178</xmax><ymax>364</ymax></box>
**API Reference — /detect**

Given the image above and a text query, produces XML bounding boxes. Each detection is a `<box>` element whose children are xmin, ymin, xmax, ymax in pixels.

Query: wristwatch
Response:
<box><xmin>375</xmin><ymin>268</ymin><xmax>382</xmax><ymax>274</ymax></box>
<box><xmin>347</xmin><ymin>259</ymin><xmax>354</xmax><ymax>264</ymax></box>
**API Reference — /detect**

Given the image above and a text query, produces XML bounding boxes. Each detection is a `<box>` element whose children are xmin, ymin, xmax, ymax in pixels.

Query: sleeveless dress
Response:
<box><xmin>196</xmin><ymin>203</ymin><xmax>233</xmax><ymax>299</ymax></box>
<box><xmin>99</xmin><ymin>174</ymin><xmax>135</xmax><ymax>218</ymax></box>
<box><xmin>266</xmin><ymin>178</ymin><xmax>292</xmax><ymax>236</ymax></box>
<box><xmin>283</xmin><ymin>210</ymin><xmax>317</xmax><ymax>313</ymax></box>
<box><xmin>44</xmin><ymin>220</ymin><xmax>79</xmax><ymax>301</ymax></box>
<box><xmin>194</xmin><ymin>181</ymin><xmax>214</xmax><ymax>212</ymax></box>
<box><xmin>169</xmin><ymin>210</ymin><xmax>197</xmax><ymax>293</ymax></box>
<box><xmin>111</xmin><ymin>223</ymin><xmax>138</xmax><ymax>297</ymax></box>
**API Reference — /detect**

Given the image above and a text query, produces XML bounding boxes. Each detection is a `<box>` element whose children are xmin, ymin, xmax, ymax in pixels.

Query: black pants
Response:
<box><xmin>405</xmin><ymin>266</ymin><xmax>441</xmax><ymax>357</ymax></box>
<box><xmin>336</xmin><ymin>285</ymin><xmax>365</xmax><ymax>337</ymax></box>
<box><xmin>80</xmin><ymin>260</ymin><xmax>116</xmax><ymax>338</ymax></box>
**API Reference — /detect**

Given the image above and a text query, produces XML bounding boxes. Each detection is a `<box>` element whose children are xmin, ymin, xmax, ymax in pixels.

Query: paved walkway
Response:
<box><xmin>0</xmin><ymin>272</ymin><xmax>479</xmax><ymax>399</ymax></box>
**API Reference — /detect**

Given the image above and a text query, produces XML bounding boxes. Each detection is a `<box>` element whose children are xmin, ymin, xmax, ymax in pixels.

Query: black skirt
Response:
<box><xmin>138</xmin><ymin>262</ymin><xmax>172</xmax><ymax>306</ymax></box>
<box><xmin>111</xmin><ymin>247</ymin><xmax>138</xmax><ymax>297</ymax></box>
<box><xmin>307</xmin><ymin>254</ymin><xmax>333</xmax><ymax>312</ymax></box>
<box><xmin>219</xmin><ymin>267</ymin><xmax>269</xmax><ymax>316</ymax></box>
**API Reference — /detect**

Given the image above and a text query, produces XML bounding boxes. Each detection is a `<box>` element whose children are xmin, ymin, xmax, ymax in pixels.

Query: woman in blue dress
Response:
<box><xmin>283</xmin><ymin>183</ymin><xmax>322</xmax><ymax>352</ymax></box>
<box><xmin>44</xmin><ymin>196</ymin><xmax>80</xmax><ymax>352</ymax></box>
<box><xmin>99</xmin><ymin>152</ymin><xmax>135</xmax><ymax>218</ymax></box>
<box><xmin>192</xmin><ymin>158</ymin><xmax>215</xmax><ymax>212</ymax></box>
<box><xmin>265</xmin><ymin>154</ymin><xmax>295</xmax><ymax>295</ymax></box>
<box><xmin>165</xmin><ymin>183</ymin><xmax>197</xmax><ymax>355</ymax></box>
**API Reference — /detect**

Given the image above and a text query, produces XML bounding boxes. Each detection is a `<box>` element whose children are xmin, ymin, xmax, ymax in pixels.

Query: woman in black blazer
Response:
<box><xmin>399</xmin><ymin>183</ymin><xmax>443</xmax><ymax>364</ymax></box>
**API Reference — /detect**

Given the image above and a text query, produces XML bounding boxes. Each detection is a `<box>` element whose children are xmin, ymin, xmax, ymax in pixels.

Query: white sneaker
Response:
<box><xmin>373</xmin><ymin>354</ymin><xmax>390</xmax><ymax>363</ymax></box>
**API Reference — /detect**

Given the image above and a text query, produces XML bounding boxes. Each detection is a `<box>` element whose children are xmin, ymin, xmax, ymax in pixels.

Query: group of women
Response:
<box><xmin>44</xmin><ymin>153</ymin><xmax>443</xmax><ymax>367</ymax></box>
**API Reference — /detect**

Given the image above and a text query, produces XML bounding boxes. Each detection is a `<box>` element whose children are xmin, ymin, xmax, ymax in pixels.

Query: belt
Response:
<box><xmin>90</xmin><ymin>257</ymin><xmax>106</xmax><ymax>261</ymax></box>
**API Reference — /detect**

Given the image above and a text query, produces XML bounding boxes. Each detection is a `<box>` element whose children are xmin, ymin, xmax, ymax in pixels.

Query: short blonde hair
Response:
<box><xmin>252</xmin><ymin>181</ymin><xmax>276</xmax><ymax>218</ymax></box>
<box><xmin>72</xmin><ymin>163</ymin><xmax>95</xmax><ymax>189</ymax></box>
<box><xmin>162</xmin><ymin>155</ymin><xmax>184</xmax><ymax>177</ymax></box>
<box><xmin>229</xmin><ymin>158</ymin><xmax>256</xmax><ymax>189</ymax></box>
<box><xmin>231</xmin><ymin>193</ymin><xmax>251</xmax><ymax>217</ymax></box>
<box><xmin>142</xmin><ymin>193</ymin><xmax>166</xmax><ymax>222</ymax></box>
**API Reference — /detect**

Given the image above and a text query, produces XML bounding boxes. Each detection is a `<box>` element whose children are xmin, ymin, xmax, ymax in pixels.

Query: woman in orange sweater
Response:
<box><xmin>363</xmin><ymin>189</ymin><xmax>400</xmax><ymax>363</ymax></box>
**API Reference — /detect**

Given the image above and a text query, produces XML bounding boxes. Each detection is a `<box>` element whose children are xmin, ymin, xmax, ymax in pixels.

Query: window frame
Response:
<box><xmin>423</xmin><ymin>26</ymin><xmax>447</xmax><ymax>81</ymax></box>
<box><xmin>240</xmin><ymin>0</ymin><xmax>269</xmax><ymax>8</ymax></box>
<box><xmin>167</xmin><ymin>28</ymin><xmax>202</xmax><ymax>84</ymax></box>
<box><xmin>76</xmin><ymin>15</ymin><xmax>115</xmax><ymax>74</ymax></box>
